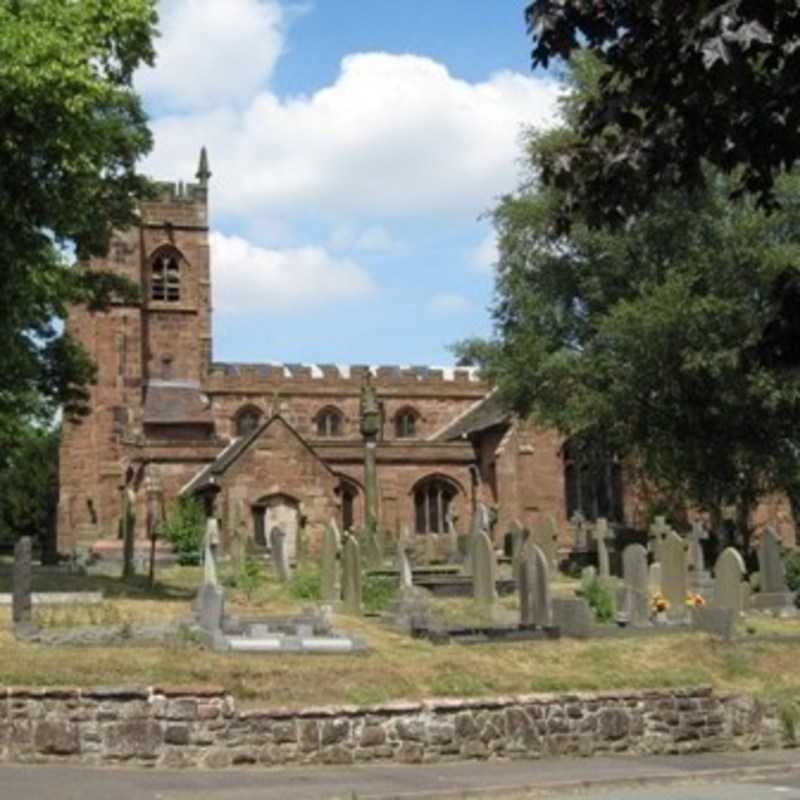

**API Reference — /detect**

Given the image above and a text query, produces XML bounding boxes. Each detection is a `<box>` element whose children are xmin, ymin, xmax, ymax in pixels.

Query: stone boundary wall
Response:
<box><xmin>0</xmin><ymin>686</ymin><xmax>786</xmax><ymax>769</ymax></box>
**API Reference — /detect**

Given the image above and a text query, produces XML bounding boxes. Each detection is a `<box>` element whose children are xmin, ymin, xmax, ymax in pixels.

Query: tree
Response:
<box><xmin>0</xmin><ymin>0</ymin><xmax>156</xmax><ymax>452</ymax></box>
<box><xmin>524</xmin><ymin>1</ymin><xmax>800</xmax><ymax>230</ymax></box>
<box><xmin>456</xmin><ymin>58</ymin><xmax>800</xmax><ymax>543</ymax></box>
<box><xmin>0</xmin><ymin>424</ymin><xmax>59</xmax><ymax>553</ymax></box>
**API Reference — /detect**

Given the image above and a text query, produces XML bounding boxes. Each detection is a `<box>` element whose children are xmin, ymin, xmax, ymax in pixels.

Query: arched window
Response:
<box><xmin>339</xmin><ymin>480</ymin><xmax>360</xmax><ymax>531</ymax></box>
<box><xmin>235</xmin><ymin>406</ymin><xmax>261</xmax><ymax>437</ymax></box>
<box><xmin>563</xmin><ymin>437</ymin><xmax>624</xmax><ymax>522</ymax></box>
<box><xmin>394</xmin><ymin>407</ymin><xmax>419</xmax><ymax>438</ymax></box>
<box><xmin>315</xmin><ymin>406</ymin><xmax>344</xmax><ymax>437</ymax></box>
<box><xmin>151</xmin><ymin>247</ymin><xmax>182</xmax><ymax>302</ymax></box>
<box><xmin>413</xmin><ymin>476</ymin><xmax>458</xmax><ymax>534</ymax></box>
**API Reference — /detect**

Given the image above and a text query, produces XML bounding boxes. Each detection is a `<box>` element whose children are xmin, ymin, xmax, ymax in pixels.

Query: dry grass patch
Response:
<box><xmin>0</xmin><ymin>564</ymin><xmax>798</xmax><ymax>709</ymax></box>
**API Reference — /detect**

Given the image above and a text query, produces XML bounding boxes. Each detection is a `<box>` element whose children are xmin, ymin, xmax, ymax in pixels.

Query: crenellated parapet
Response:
<box><xmin>204</xmin><ymin>362</ymin><xmax>488</xmax><ymax>397</ymax></box>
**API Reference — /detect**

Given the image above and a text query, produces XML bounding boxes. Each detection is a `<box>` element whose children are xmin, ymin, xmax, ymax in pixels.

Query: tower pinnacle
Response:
<box><xmin>196</xmin><ymin>146</ymin><xmax>211</xmax><ymax>185</ymax></box>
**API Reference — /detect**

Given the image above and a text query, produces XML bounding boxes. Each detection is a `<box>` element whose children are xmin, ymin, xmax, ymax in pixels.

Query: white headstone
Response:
<box><xmin>713</xmin><ymin>547</ymin><xmax>746</xmax><ymax>615</ymax></box>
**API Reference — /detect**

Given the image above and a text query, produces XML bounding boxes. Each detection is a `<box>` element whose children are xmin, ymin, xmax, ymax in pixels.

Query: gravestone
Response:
<box><xmin>270</xmin><ymin>526</ymin><xmax>290</xmax><ymax>582</ymax></box>
<box><xmin>648</xmin><ymin>562</ymin><xmax>662</xmax><ymax>596</ymax></box>
<box><xmin>12</xmin><ymin>536</ymin><xmax>33</xmax><ymax>627</ymax></box>
<box><xmin>713</xmin><ymin>547</ymin><xmax>746</xmax><ymax>615</ymax></box>
<box><xmin>662</xmin><ymin>530</ymin><xmax>689</xmax><ymax>622</ymax></box>
<box><xmin>622</xmin><ymin>544</ymin><xmax>650</xmax><ymax>627</ymax></box>
<box><xmin>397</xmin><ymin>538</ymin><xmax>413</xmax><ymax>592</ymax></box>
<box><xmin>472</xmin><ymin>530</ymin><xmax>497</xmax><ymax>609</ymax></box>
<box><xmin>197</xmin><ymin>582</ymin><xmax>225</xmax><ymax>634</ymax></box>
<box><xmin>649</xmin><ymin>516</ymin><xmax>671</xmax><ymax>564</ymax></box>
<box><xmin>580</xmin><ymin>565</ymin><xmax>597</xmax><ymax>595</ymax></box>
<box><xmin>760</xmin><ymin>527</ymin><xmax>788</xmax><ymax>593</ymax></box>
<box><xmin>552</xmin><ymin>597</ymin><xmax>593</xmax><ymax>638</ymax></box>
<box><xmin>691</xmin><ymin>607</ymin><xmax>736</xmax><ymax>641</ymax></box>
<box><xmin>688</xmin><ymin>520</ymin><xmax>714</xmax><ymax>599</ymax></box>
<box><xmin>320</xmin><ymin>521</ymin><xmax>341</xmax><ymax>605</ymax></box>
<box><xmin>529</xmin><ymin>543</ymin><xmax>552</xmax><ymax>627</ymax></box>
<box><xmin>532</xmin><ymin>514</ymin><xmax>559</xmax><ymax>571</ymax></box>
<box><xmin>363</xmin><ymin>524</ymin><xmax>383</xmax><ymax>570</ymax></box>
<box><xmin>203</xmin><ymin>518</ymin><xmax>220</xmax><ymax>586</ymax></box>
<box><xmin>752</xmin><ymin>527</ymin><xmax>796</xmax><ymax>615</ymax></box>
<box><xmin>510</xmin><ymin>522</ymin><xmax>529</xmax><ymax>584</ymax></box>
<box><xmin>341</xmin><ymin>536</ymin><xmax>363</xmax><ymax>615</ymax></box>
<box><xmin>465</xmin><ymin>503</ymin><xmax>489</xmax><ymax>575</ymax></box>
<box><xmin>445</xmin><ymin>511</ymin><xmax>460</xmax><ymax>563</ymax></box>
<box><xmin>595</xmin><ymin>518</ymin><xmax>613</xmax><ymax>578</ymax></box>
<box><xmin>570</xmin><ymin>510</ymin><xmax>589</xmax><ymax>552</ymax></box>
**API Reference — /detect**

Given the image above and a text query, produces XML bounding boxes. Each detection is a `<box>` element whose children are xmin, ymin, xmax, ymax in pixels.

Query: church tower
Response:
<box><xmin>57</xmin><ymin>150</ymin><xmax>214</xmax><ymax>551</ymax></box>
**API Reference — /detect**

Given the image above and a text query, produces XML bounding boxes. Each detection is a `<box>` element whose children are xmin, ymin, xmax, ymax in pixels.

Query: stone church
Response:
<box><xmin>57</xmin><ymin>152</ymin><xmax>637</xmax><ymax>559</ymax></box>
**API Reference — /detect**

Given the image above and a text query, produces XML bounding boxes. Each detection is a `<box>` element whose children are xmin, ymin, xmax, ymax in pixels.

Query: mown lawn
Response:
<box><xmin>0</xmin><ymin>562</ymin><xmax>799</xmax><ymax>709</ymax></box>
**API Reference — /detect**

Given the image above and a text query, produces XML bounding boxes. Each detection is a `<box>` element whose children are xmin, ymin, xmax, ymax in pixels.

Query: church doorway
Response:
<box><xmin>252</xmin><ymin>494</ymin><xmax>300</xmax><ymax>559</ymax></box>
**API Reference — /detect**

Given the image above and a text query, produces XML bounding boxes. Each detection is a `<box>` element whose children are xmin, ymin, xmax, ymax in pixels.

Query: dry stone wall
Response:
<box><xmin>0</xmin><ymin>686</ymin><xmax>786</xmax><ymax>769</ymax></box>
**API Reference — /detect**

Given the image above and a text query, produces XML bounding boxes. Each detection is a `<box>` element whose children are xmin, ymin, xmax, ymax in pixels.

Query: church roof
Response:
<box><xmin>433</xmin><ymin>389</ymin><xmax>511</xmax><ymax>441</ymax></box>
<box><xmin>143</xmin><ymin>381</ymin><xmax>213</xmax><ymax>425</ymax></box>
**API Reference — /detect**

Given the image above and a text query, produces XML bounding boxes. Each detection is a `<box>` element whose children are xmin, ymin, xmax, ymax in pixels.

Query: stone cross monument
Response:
<box><xmin>360</xmin><ymin>373</ymin><xmax>381</xmax><ymax>535</ymax></box>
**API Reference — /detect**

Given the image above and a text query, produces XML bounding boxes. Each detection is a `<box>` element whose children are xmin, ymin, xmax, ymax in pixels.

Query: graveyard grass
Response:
<box><xmin>1</xmin><ymin>564</ymin><xmax>799</xmax><ymax>709</ymax></box>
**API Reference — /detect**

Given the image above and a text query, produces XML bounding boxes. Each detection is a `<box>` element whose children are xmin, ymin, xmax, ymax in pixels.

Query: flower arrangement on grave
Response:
<box><xmin>685</xmin><ymin>592</ymin><xmax>706</xmax><ymax>609</ymax></box>
<box><xmin>650</xmin><ymin>592</ymin><xmax>669</xmax><ymax>614</ymax></box>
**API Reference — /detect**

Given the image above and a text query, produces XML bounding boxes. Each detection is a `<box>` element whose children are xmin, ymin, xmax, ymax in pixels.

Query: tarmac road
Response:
<box><xmin>0</xmin><ymin>750</ymin><xmax>798</xmax><ymax>800</ymax></box>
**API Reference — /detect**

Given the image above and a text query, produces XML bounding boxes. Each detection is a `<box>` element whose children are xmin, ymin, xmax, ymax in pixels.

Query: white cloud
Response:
<box><xmin>428</xmin><ymin>292</ymin><xmax>470</xmax><ymax>314</ymax></box>
<box><xmin>329</xmin><ymin>224</ymin><xmax>393</xmax><ymax>253</ymax></box>
<box><xmin>472</xmin><ymin>231</ymin><xmax>499</xmax><ymax>273</ymax></box>
<box><xmin>137</xmin><ymin>0</ymin><xmax>284</xmax><ymax>111</ymax></box>
<box><xmin>144</xmin><ymin>52</ymin><xmax>563</xmax><ymax>219</ymax></box>
<box><xmin>210</xmin><ymin>231</ymin><xmax>376</xmax><ymax>314</ymax></box>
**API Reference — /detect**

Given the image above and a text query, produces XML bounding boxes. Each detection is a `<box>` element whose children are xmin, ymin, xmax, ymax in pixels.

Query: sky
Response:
<box><xmin>136</xmin><ymin>0</ymin><xmax>565</xmax><ymax>367</ymax></box>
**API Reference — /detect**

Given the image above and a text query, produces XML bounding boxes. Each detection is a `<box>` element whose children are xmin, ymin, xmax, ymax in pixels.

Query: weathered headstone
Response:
<box><xmin>691</xmin><ymin>606</ymin><xmax>736</xmax><ymax>641</ymax></box>
<box><xmin>397</xmin><ymin>538</ymin><xmax>413</xmax><ymax>592</ymax></box>
<box><xmin>570</xmin><ymin>510</ymin><xmax>589</xmax><ymax>552</ymax></box>
<box><xmin>552</xmin><ymin>597</ymin><xmax>593</xmax><ymax>638</ymax></box>
<box><xmin>445</xmin><ymin>511</ymin><xmax>460</xmax><ymax>563</ymax></box>
<box><xmin>622</xmin><ymin>544</ymin><xmax>650</xmax><ymax>627</ymax></box>
<box><xmin>595</xmin><ymin>518</ymin><xmax>613</xmax><ymax>578</ymax></box>
<box><xmin>341</xmin><ymin>536</ymin><xmax>362</xmax><ymax>615</ymax></box>
<box><xmin>759</xmin><ymin>527</ymin><xmax>788</xmax><ymax>593</ymax></box>
<box><xmin>203</xmin><ymin>518</ymin><xmax>220</xmax><ymax>587</ymax></box>
<box><xmin>320</xmin><ymin>521</ymin><xmax>341</xmax><ymax>605</ymax></box>
<box><xmin>197</xmin><ymin>581</ymin><xmax>225</xmax><ymax>634</ymax></box>
<box><xmin>270</xmin><ymin>526</ymin><xmax>290</xmax><ymax>582</ymax></box>
<box><xmin>529</xmin><ymin>543</ymin><xmax>553</xmax><ymax>627</ymax></box>
<box><xmin>713</xmin><ymin>547</ymin><xmax>746</xmax><ymax>615</ymax></box>
<box><xmin>12</xmin><ymin>536</ymin><xmax>33</xmax><ymax>627</ymax></box>
<box><xmin>649</xmin><ymin>516</ymin><xmax>671</xmax><ymax>564</ymax></box>
<box><xmin>532</xmin><ymin>514</ymin><xmax>559</xmax><ymax>571</ymax></box>
<box><xmin>648</xmin><ymin>562</ymin><xmax>662</xmax><ymax>596</ymax></box>
<box><xmin>466</xmin><ymin>503</ymin><xmax>490</xmax><ymax>575</ymax></box>
<box><xmin>472</xmin><ymin>530</ymin><xmax>497</xmax><ymax>609</ymax></box>
<box><xmin>752</xmin><ymin>527</ymin><xmax>796</xmax><ymax>615</ymax></box>
<box><xmin>510</xmin><ymin>522</ymin><xmax>529</xmax><ymax>584</ymax></box>
<box><xmin>688</xmin><ymin>520</ymin><xmax>709</xmax><ymax>574</ymax></box>
<box><xmin>580</xmin><ymin>565</ymin><xmax>597</xmax><ymax>595</ymax></box>
<box><xmin>662</xmin><ymin>530</ymin><xmax>689</xmax><ymax>621</ymax></box>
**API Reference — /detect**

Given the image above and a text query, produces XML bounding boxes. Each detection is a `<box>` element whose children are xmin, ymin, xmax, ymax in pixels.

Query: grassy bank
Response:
<box><xmin>0</xmin><ymin>564</ymin><xmax>798</xmax><ymax>709</ymax></box>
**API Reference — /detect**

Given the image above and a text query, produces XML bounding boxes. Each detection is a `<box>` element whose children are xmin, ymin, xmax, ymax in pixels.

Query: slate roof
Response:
<box><xmin>433</xmin><ymin>390</ymin><xmax>511</xmax><ymax>441</ymax></box>
<box><xmin>179</xmin><ymin>414</ymin><xmax>335</xmax><ymax>495</ymax></box>
<box><xmin>143</xmin><ymin>381</ymin><xmax>213</xmax><ymax>425</ymax></box>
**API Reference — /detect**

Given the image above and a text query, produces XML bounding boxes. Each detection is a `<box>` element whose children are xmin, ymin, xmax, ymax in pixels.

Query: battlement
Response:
<box><xmin>149</xmin><ymin>181</ymin><xmax>206</xmax><ymax>205</ymax></box>
<box><xmin>205</xmin><ymin>362</ymin><xmax>487</xmax><ymax>394</ymax></box>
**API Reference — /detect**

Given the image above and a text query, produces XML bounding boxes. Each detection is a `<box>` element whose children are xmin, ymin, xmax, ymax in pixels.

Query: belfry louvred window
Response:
<box><xmin>151</xmin><ymin>249</ymin><xmax>181</xmax><ymax>302</ymax></box>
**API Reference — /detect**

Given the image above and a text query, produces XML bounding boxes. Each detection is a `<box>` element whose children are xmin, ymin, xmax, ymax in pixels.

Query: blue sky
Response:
<box><xmin>137</xmin><ymin>1</ymin><xmax>563</xmax><ymax>366</ymax></box>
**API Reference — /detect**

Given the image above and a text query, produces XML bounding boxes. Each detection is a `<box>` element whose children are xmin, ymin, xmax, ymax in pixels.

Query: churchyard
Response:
<box><xmin>1</xmin><ymin>509</ymin><xmax>800</xmax><ymax>713</ymax></box>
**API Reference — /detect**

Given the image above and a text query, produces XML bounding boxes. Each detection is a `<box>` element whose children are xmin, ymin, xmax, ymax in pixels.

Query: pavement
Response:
<box><xmin>0</xmin><ymin>749</ymin><xmax>799</xmax><ymax>800</ymax></box>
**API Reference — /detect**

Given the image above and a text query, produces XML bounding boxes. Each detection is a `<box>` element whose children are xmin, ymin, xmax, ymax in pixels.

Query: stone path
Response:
<box><xmin>0</xmin><ymin>749</ymin><xmax>796</xmax><ymax>799</ymax></box>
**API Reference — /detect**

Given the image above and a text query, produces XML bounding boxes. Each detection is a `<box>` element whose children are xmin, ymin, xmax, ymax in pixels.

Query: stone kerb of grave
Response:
<box><xmin>751</xmin><ymin>527</ymin><xmax>797</xmax><ymax>616</ymax></box>
<box><xmin>713</xmin><ymin>547</ymin><xmax>747</xmax><ymax>616</ymax></box>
